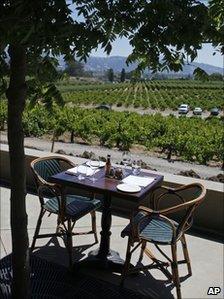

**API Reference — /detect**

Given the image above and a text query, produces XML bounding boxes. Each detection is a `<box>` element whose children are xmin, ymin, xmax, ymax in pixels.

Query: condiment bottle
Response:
<box><xmin>105</xmin><ymin>154</ymin><xmax>111</xmax><ymax>176</ymax></box>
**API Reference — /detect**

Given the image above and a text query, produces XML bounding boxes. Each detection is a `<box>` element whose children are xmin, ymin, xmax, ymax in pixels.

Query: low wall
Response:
<box><xmin>0</xmin><ymin>144</ymin><xmax>223</xmax><ymax>239</ymax></box>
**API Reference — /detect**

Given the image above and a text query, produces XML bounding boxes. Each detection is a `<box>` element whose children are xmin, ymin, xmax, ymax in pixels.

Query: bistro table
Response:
<box><xmin>49</xmin><ymin>167</ymin><xmax>163</xmax><ymax>272</ymax></box>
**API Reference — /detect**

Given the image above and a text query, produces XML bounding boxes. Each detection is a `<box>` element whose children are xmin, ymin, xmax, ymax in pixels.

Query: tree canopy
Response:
<box><xmin>107</xmin><ymin>68</ymin><xmax>114</xmax><ymax>82</ymax></box>
<box><xmin>120</xmin><ymin>68</ymin><xmax>126</xmax><ymax>82</ymax></box>
<box><xmin>64</xmin><ymin>60</ymin><xmax>85</xmax><ymax>77</ymax></box>
<box><xmin>1</xmin><ymin>0</ymin><xmax>222</xmax><ymax>75</ymax></box>
<box><xmin>0</xmin><ymin>1</ymin><xmax>223</xmax><ymax>298</ymax></box>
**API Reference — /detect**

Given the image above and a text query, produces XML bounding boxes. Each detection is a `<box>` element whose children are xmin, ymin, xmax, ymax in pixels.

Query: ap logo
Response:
<box><xmin>207</xmin><ymin>287</ymin><xmax>221</xmax><ymax>295</ymax></box>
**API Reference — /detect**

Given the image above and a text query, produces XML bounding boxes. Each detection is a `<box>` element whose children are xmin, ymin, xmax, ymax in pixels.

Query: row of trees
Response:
<box><xmin>107</xmin><ymin>68</ymin><xmax>126</xmax><ymax>82</ymax></box>
<box><xmin>65</xmin><ymin>62</ymin><xmax>223</xmax><ymax>82</ymax></box>
<box><xmin>63</xmin><ymin>63</ymin><xmax>127</xmax><ymax>82</ymax></box>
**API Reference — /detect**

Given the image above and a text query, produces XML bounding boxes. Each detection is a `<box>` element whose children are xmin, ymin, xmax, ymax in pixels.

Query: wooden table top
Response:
<box><xmin>50</xmin><ymin>168</ymin><xmax>163</xmax><ymax>202</ymax></box>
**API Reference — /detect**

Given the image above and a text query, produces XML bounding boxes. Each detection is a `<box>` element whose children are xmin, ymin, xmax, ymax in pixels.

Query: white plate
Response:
<box><xmin>117</xmin><ymin>183</ymin><xmax>141</xmax><ymax>193</ymax></box>
<box><xmin>86</xmin><ymin>161</ymin><xmax>105</xmax><ymax>168</ymax></box>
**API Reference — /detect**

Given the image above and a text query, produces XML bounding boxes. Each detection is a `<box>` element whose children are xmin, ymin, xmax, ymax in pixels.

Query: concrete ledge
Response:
<box><xmin>1</xmin><ymin>144</ymin><xmax>223</xmax><ymax>239</ymax></box>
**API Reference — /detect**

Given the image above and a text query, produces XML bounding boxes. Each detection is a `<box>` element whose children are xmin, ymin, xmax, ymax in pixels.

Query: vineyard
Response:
<box><xmin>60</xmin><ymin>80</ymin><xmax>224</xmax><ymax>111</ymax></box>
<box><xmin>1</xmin><ymin>100</ymin><xmax>223</xmax><ymax>165</ymax></box>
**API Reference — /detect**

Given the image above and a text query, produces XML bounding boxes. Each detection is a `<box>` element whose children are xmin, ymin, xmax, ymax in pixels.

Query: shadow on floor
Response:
<box><xmin>31</xmin><ymin>237</ymin><xmax>175</xmax><ymax>299</ymax></box>
<box><xmin>32</xmin><ymin>236</ymin><xmax>96</xmax><ymax>267</ymax></box>
<box><xmin>0</xmin><ymin>253</ymin><xmax>151</xmax><ymax>299</ymax></box>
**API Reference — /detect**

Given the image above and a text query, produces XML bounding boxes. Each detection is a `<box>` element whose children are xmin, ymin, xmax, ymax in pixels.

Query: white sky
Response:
<box><xmin>91</xmin><ymin>38</ymin><xmax>223</xmax><ymax>68</ymax></box>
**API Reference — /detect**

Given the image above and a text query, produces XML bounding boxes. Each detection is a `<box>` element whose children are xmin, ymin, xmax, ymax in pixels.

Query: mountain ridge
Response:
<box><xmin>59</xmin><ymin>55</ymin><xmax>223</xmax><ymax>76</ymax></box>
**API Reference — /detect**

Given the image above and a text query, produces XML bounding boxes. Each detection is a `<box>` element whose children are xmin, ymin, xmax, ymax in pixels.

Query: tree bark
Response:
<box><xmin>70</xmin><ymin>130</ymin><xmax>74</xmax><ymax>143</ymax></box>
<box><xmin>51</xmin><ymin>130</ymin><xmax>56</xmax><ymax>152</ymax></box>
<box><xmin>6</xmin><ymin>45</ymin><xmax>30</xmax><ymax>298</ymax></box>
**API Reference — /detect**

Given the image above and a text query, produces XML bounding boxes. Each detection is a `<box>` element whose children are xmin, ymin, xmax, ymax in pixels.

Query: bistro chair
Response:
<box><xmin>30</xmin><ymin>156</ymin><xmax>101</xmax><ymax>266</ymax></box>
<box><xmin>120</xmin><ymin>183</ymin><xmax>206</xmax><ymax>299</ymax></box>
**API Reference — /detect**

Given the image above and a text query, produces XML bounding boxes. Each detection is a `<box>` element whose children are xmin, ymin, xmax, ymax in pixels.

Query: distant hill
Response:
<box><xmin>59</xmin><ymin>55</ymin><xmax>223</xmax><ymax>77</ymax></box>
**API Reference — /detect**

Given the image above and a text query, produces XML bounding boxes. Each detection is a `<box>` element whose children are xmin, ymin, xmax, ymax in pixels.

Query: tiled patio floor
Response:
<box><xmin>1</xmin><ymin>187</ymin><xmax>223</xmax><ymax>298</ymax></box>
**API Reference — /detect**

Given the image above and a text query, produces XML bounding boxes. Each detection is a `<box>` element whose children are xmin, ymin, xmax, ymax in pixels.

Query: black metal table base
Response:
<box><xmin>72</xmin><ymin>249</ymin><xmax>125</xmax><ymax>273</ymax></box>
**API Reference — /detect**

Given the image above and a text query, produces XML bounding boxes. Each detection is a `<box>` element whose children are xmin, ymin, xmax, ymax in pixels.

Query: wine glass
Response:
<box><xmin>132</xmin><ymin>158</ymin><xmax>141</xmax><ymax>175</ymax></box>
<box><xmin>122</xmin><ymin>151</ymin><xmax>131</xmax><ymax>176</ymax></box>
<box><xmin>77</xmin><ymin>164</ymin><xmax>87</xmax><ymax>181</ymax></box>
<box><xmin>89</xmin><ymin>158</ymin><xmax>100</xmax><ymax>183</ymax></box>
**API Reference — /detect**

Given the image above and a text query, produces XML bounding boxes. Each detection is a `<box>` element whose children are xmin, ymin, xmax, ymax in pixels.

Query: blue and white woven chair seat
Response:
<box><xmin>121</xmin><ymin>211</ymin><xmax>177</xmax><ymax>244</ymax></box>
<box><xmin>44</xmin><ymin>195</ymin><xmax>101</xmax><ymax>221</ymax></box>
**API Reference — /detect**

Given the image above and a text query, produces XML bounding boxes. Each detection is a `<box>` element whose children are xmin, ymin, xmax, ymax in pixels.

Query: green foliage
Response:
<box><xmin>209</xmin><ymin>0</ymin><xmax>224</xmax><ymax>54</ymax></box>
<box><xmin>61</xmin><ymin>80</ymin><xmax>224</xmax><ymax>111</ymax></box>
<box><xmin>64</xmin><ymin>60</ymin><xmax>85</xmax><ymax>77</ymax></box>
<box><xmin>120</xmin><ymin>68</ymin><xmax>126</xmax><ymax>82</ymax></box>
<box><xmin>209</xmin><ymin>72</ymin><xmax>223</xmax><ymax>81</ymax></box>
<box><xmin>0</xmin><ymin>99</ymin><xmax>7</xmax><ymax>130</ymax></box>
<box><xmin>5</xmin><ymin>103</ymin><xmax>221</xmax><ymax>165</ymax></box>
<box><xmin>22</xmin><ymin>105</ymin><xmax>50</xmax><ymax>137</ymax></box>
<box><xmin>193</xmin><ymin>67</ymin><xmax>210</xmax><ymax>81</ymax></box>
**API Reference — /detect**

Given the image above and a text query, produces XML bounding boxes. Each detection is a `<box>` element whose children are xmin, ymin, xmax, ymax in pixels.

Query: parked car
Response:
<box><xmin>178</xmin><ymin>104</ymin><xmax>189</xmax><ymax>114</ymax></box>
<box><xmin>96</xmin><ymin>104</ymin><xmax>111</xmax><ymax>110</ymax></box>
<box><xmin>193</xmin><ymin>107</ymin><xmax>202</xmax><ymax>115</ymax></box>
<box><xmin>210</xmin><ymin>107</ymin><xmax>219</xmax><ymax>116</ymax></box>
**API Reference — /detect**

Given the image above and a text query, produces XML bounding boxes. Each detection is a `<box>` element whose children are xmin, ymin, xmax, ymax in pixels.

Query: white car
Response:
<box><xmin>193</xmin><ymin>107</ymin><xmax>202</xmax><ymax>115</ymax></box>
<box><xmin>178</xmin><ymin>104</ymin><xmax>189</xmax><ymax>114</ymax></box>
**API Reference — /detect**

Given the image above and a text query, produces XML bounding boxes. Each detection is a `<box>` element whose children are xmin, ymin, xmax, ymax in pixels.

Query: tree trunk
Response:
<box><xmin>70</xmin><ymin>130</ymin><xmax>74</xmax><ymax>143</ymax></box>
<box><xmin>51</xmin><ymin>130</ymin><xmax>56</xmax><ymax>152</ymax></box>
<box><xmin>6</xmin><ymin>45</ymin><xmax>30</xmax><ymax>298</ymax></box>
<box><xmin>167</xmin><ymin>146</ymin><xmax>172</xmax><ymax>161</ymax></box>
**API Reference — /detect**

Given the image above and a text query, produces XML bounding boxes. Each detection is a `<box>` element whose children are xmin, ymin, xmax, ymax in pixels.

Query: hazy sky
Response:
<box><xmin>91</xmin><ymin>38</ymin><xmax>223</xmax><ymax>68</ymax></box>
<box><xmin>70</xmin><ymin>1</ymin><xmax>223</xmax><ymax>68</ymax></box>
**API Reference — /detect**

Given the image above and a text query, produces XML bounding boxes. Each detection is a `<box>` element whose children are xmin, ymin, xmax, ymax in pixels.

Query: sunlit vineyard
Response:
<box><xmin>60</xmin><ymin>80</ymin><xmax>224</xmax><ymax>111</ymax></box>
<box><xmin>1</xmin><ymin>79</ymin><xmax>223</xmax><ymax>165</ymax></box>
<box><xmin>1</xmin><ymin>100</ymin><xmax>223</xmax><ymax>165</ymax></box>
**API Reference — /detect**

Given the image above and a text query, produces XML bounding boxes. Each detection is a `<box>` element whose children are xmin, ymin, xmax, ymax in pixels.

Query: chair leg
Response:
<box><xmin>56</xmin><ymin>214</ymin><xmax>62</xmax><ymax>233</ymax></box>
<box><xmin>171</xmin><ymin>244</ymin><xmax>182</xmax><ymax>299</ymax></box>
<box><xmin>91</xmin><ymin>211</ymin><xmax>98</xmax><ymax>243</ymax></box>
<box><xmin>67</xmin><ymin>219</ymin><xmax>73</xmax><ymax>268</ymax></box>
<box><xmin>30</xmin><ymin>208</ymin><xmax>45</xmax><ymax>251</ymax></box>
<box><xmin>181</xmin><ymin>234</ymin><xmax>192</xmax><ymax>276</ymax></box>
<box><xmin>139</xmin><ymin>240</ymin><xmax>146</xmax><ymax>262</ymax></box>
<box><xmin>120</xmin><ymin>238</ymin><xmax>132</xmax><ymax>287</ymax></box>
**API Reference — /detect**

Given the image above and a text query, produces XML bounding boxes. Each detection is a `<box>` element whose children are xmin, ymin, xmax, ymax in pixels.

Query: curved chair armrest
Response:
<box><xmin>138</xmin><ymin>203</ymin><xmax>186</xmax><ymax>217</ymax></box>
<box><xmin>150</xmin><ymin>185</ymin><xmax>178</xmax><ymax>209</ymax></box>
<box><xmin>159</xmin><ymin>183</ymin><xmax>206</xmax><ymax>215</ymax></box>
<box><xmin>151</xmin><ymin>185</ymin><xmax>175</xmax><ymax>193</ymax></box>
<box><xmin>38</xmin><ymin>184</ymin><xmax>62</xmax><ymax>208</ymax></box>
<box><xmin>152</xmin><ymin>183</ymin><xmax>205</xmax><ymax>195</ymax></box>
<box><xmin>138</xmin><ymin>206</ymin><xmax>159</xmax><ymax>214</ymax></box>
<box><xmin>159</xmin><ymin>201</ymin><xmax>195</xmax><ymax>215</ymax></box>
<box><xmin>30</xmin><ymin>155</ymin><xmax>76</xmax><ymax>187</ymax></box>
<box><xmin>151</xmin><ymin>183</ymin><xmax>206</xmax><ymax>210</ymax></box>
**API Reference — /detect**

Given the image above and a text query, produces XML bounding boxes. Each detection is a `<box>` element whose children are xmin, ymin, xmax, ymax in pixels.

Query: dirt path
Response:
<box><xmin>77</xmin><ymin>104</ymin><xmax>223</xmax><ymax>118</ymax></box>
<box><xmin>1</xmin><ymin>132</ymin><xmax>222</xmax><ymax>180</ymax></box>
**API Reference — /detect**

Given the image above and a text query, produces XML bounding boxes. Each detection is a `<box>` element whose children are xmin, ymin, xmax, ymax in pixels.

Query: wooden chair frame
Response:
<box><xmin>30</xmin><ymin>155</ymin><xmax>98</xmax><ymax>266</ymax></box>
<box><xmin>120</xmin><ymin>183</ymin><xmax>206</xmax><ymax>299</ymax></box>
